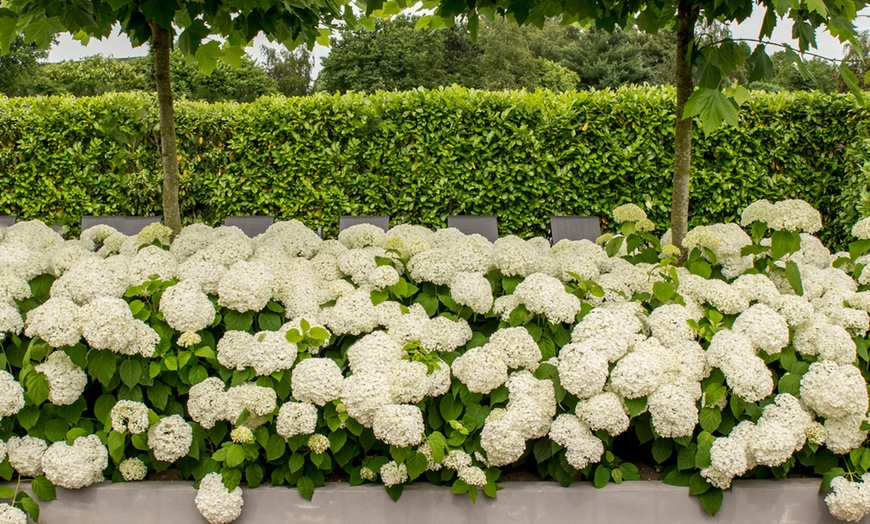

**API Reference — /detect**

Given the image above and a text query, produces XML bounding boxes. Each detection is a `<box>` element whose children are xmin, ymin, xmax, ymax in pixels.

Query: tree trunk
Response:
<box><xmin>671</xmin><ymin>0</ymin><xmax>699</xmax><ymax>252</ymax></box>
<box><xmin>150</xmin><ymin>21</ymin><xmax>182</xmax><ymax>234</ymax></box>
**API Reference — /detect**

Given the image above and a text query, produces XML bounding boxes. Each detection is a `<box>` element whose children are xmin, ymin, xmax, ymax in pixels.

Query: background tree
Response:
<box><xmin>0</xmin><ymin>34</ymin><xmax>49</xmax><ymax>94</ymax></box>
<box><xmin>0</xmin><ymin>0</ymin><xmax>346</xmax><ymax>232</ymax></box>
<box><xmin>317</xmin><ymin>15</ymin><xmax>460</xmax><ymax>93</ymax></box>
<box><xmin>261</xmin><ymin>45</ymin><xmax>313</xmax><ymax>97</ymax></box>
<box><xmin>748</xmin><ymin>52</ymin><xmax>838</xmax><ymax>92</ymax></box>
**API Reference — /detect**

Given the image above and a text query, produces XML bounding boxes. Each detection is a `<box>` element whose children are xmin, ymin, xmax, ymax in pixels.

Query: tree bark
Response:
<box><xmin>150</xmin><ymin>21</ymin><xmax>182</xmax><ymax>234</ymax></box>
<box><xmin>671</xmin><ymin>0</ymin><xmax>699</xmax><ymax>253</ymax></box>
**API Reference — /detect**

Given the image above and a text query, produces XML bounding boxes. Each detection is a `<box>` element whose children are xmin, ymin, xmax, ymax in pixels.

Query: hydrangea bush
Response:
<box><xmin>3</xmin><ymin>201</ymin><xmax>870</xmax><ymax>522</ymax></box>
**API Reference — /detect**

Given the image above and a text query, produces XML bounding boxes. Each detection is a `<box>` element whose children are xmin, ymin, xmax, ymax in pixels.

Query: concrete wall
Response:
<box><xmin>9</xmin><ymin>479</ymin><xmax>869</xmax><ymax>524</ymax></box>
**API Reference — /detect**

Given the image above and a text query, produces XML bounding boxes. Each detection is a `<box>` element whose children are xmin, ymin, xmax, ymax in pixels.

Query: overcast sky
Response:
<box><xmin>47</xmin><ymin>8</ymin><xmax>870</xmax><ymax>74</ymax></box>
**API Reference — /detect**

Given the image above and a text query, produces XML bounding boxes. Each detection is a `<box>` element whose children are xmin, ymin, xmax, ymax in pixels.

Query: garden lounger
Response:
<box><xmin>550</xmin><ymin>216</ymin><xmax>601</xmax><ymax>244</ymax></box>
<box><xmin>448</xmin><ymin>215</ymin><xmax>498</xmax><ymax>242</ymax></box>
<box><xmin>339</xmin><ymin>215</ymin><xmax>390</xmax><ymax>232</ymax></box>
<box><xmin>224</xmin><ymin>215</ymin><xmax>275</xmax><ymax>237</ymax></box>
<box><xmin>81</xmin><ymin>216</ymin><xmax>162</xmax><ymax>236</ymax></box>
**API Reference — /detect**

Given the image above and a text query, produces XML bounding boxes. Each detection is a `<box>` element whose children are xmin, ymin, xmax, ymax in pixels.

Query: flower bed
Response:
<box><xmin>2</xmin><ymin>200</ymin><xmax>870</xmax><ymax>523</ymax></box>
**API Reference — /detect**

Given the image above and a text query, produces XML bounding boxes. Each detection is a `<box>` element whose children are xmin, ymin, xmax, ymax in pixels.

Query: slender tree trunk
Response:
<box><xmin>150</xmin><ymin>21</ymin><xmax>182</xmax><ymax>234</ymax></box>
<box><xmin>671</xmin><ymin>0</ymin><xmax>699</xmax><ymax>253</ymax></box>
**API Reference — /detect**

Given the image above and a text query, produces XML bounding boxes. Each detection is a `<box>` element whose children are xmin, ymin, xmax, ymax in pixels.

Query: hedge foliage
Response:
<box><xmin>0</xmin><ymin>87</ymin><xmax>866</xmax><ymax>245</ymax></box>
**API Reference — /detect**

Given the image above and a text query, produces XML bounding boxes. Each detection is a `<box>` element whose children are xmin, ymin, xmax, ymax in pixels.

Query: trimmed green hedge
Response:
<box><xmin>0</xmin><ymin>87</ymin><xmax>866</xmax><ymax>245</ymax></box>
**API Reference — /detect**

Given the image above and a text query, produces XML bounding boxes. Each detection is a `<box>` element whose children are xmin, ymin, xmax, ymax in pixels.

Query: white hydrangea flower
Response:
<box><xmin>458</xmin><ymin>466</ymin><xmax>488</xmax><ymax>487</ymax></box>
<box><xmin>383</xmin><ymin>224</ymin><xmax>432</xmax><ymax>259</ymax></box>
<box><xmin>0</xmin><ymin>303</ymin><xmax>22</xmax><ymax>340</ymax></box>
<box><xmin>0</xmin><ymin>370</ymin><xmax>25</xmax><ymax>416</ymax></box>
<box><xmin>276</xmin><ymin>402</ymin><xmax>318</xmax><ymax>438</ymax></box>
<box><xmin>852</xmin><ymin>217</ymin><xmax>870</xmax><ymax>240</ymax></box>
<box><xmin>407</xmin><ymin>248</ymin><xmax>460</xmax><ymax>285</ymax></box>
<box><xmin>367</xmin><ymin>265</ymin><xmax>400</xmax><ymax>289</ymax></box>
<box><xmin>826</xmin><ymin>414</ymin><xmax>869</xmax><ymax>455</ymax></box>
<box><xmin>557</xmin><ymin>342</ymin><xmax>608</xmax><ymax>399</ymax></box>
<box><xmin>571</xmin><ymin>306</ymin><xmax>644</xmax><ymax>362</ymax></box>
<box><xmin>768</xmin><ymin>199</ymin><xmax>823</xmax><ymax>233</ymax></box>
<box><xmin>0</xmin><ymin>270</ymin><xmax>31</xmax><ymax>305</ymax></box>
<box><xmin>828</xmin><ymin>308</ymin><xmax>870</xmax><ymax>337</ymax></box>
<box><xmin>609</xmin><ymin>351</ymin><xmax>663</xmax><ymax>399</ymax></box>
<box><xmin>41</xmin><ymin>434</ymin><xmax>108</xmax><ymax>489</ymax></box>
<box><xmin>50</xmin><ymin>256</ymin><xmax>129</xmax><ymax>305</ymax></box>
<box><xmin>814</xmin><ymin>322</ymin><xmax>858</xmax><ymax>365</ymax></box>
<box><xmin>168</xmin><ymin>223</ymin><xmax>215</xmax><ymax>260</ymax></box>
<box><xmin>6</xmin><ymin>436</ymin><xmax>47</xmax><ymax>477</ymax></box>
<box><xmin>548</xmin><ymin>414</ymin><xmax>604</xmax><ymax>470</ymax></box>
<box><xmin>346</xmin><ymin>331</ymin><xmax>404</xmax><ymax>374</ymax></box>
<box><xmin>741</xmin><ymin>199</ymin><xmax>775</xmax><ymax>227</ymax></box>
<box><xmin>511</xmin><ymin>273</ymin><xmax>581</xmax><ymax>324</ymax></box>
<box><xmin>308</xmin><ymin>434</ymin><xmax>330</xmax><ymax>454</ymax></box>
<box><xmin>34</xmin><ymin>351</ymin><xmax>87</xmax><ymax>405</ymax></box>
<box><xmin>647</xmin><ymin>304</ymin><xmax>695</xmax><ymax>347</ymax></box>
<box><xmin>320</xmin><ymin>288</ymin><xmax>380</xmax><ymax>336</ymax></box>
<box><xmin>147</xmin><ymin>415</ymin><xmax>193</xmax><ymax>463</ymax></box>
<box><xmin>774</xmin><ymin>295</ymin><xmax>814</xmax><ymax>326</ymax></box>
<box><xmin>178</xmin><ymin>332</ymin><xmax>201</xmax><ymax>347</ymax></box>
<box><xmin>648</xmin><ymin>383</ymin><xmax>699</xmax><ymax>438</ymax></box>
<box><xmin>451</xmin><ymin>345</ymin><xmax>508</xmax><ymax>394</ymax></box>
<box><xmin>338</xmin><ymin>224</ymin><xmax>386</xmax><ymax>249</ymax></box>
<box><xmin>111</xmin><ymin>400</ymin><xmax>150</xmax><ymax>434</ymax></box>
<box><xmin>187</xmin><ymin>377</ymin><xmax>229</xmax><ymax>430</ymax></box>
<box><xmin>79</xmin><ymin>297</ymin><xmax>136</xmax><ymax>352</ymax></box>
<box><xmin>479</xmin><ymin>413</ymin><xmax>527</xmax><ymax>467</ymax></box>
<box><xmin>119</xmin><ymin>457</ymin><xmax>148</xmax><ymax>481</ymax></box>
<box><xmin>701</xmin><ymin>429</ymin><xmax>754</xmax><ymax>489</ymax></box>
<box><xmin>426</xmin><ymin>360</ymin><xmax>452</xmax><ymax>397</ymax></box>
<box><xmin>732</xmin><ymin>303</ymin><xmax>789</xmax><ymax>354</ymax></box>
<box><xmin>128</xmin><ymin>245</ymin><xmax>178</xmax><ymax>286</ymax></box>
<box><xmin>0</xmin><ymin>439</ymin><xmax>5</xmax><ymax>462</ymax></box>
<box><xmin>448</xmin><ymin>272</ymin><xmax>494</xmax><ymax>315</ymax></box>
<box><xmin>443</xmin><ymin>450</ymin><xmax>473</xmax><ymax>471</ymax></box>
<box><xmin>158</xmin><ymin>280</ymin><xmax>216</xmax><ymax>333</ymax></box>
<box><xmin>503</xmin><ymin>371</ymin><xmax>557</xmax><ymax>440</ymax></box>
<box><xmin>792</xmin><ymin>233</ymin><xmax>832</xmax><ymax>269</ymax></box>
<box><xmin>0</xmin><ymin>503</ymin><xmax>26</xmax><ymax>524</ymax></box>
<box><xmin>0</xmin><ymin>241</ymin><xmax>50</xmax><ymax>281</ymax></box>
<box><xmin>290</xmin><ymin>357</ymin><xmax>343</xmax><ymax>406</ymax></box>
<box><xmin>372</xmin><ymin>404</ymin><xmax>425</xmax><ymax>447</ymax></box>
<box><xmin>418</xmin><ymin>439</ymin><xmax>447</xmax><ymax>473</ymax></box>
<box><xmin>25</xmin><ymin>298</ymin><xmax>84</xmax><ymax>348</ymax></box>
<box><xmin>731</xmin><ymin>273</ymin><xmax>781</xmax><ymax>306</ymax></box>
<box><xmin>699</xmin><ymin>279</ymin><xmax>749</xmax><ymax>315</ymax></box>
<box><xmin>341</xmin><ymin>371</ymin><xmax>394</xmax><ymax>427</ymax></box>
<box><xmin>389</xmin><ymin>360</ymin><xmax>429</xmax><ymax>404</ymax></box>
<box><xmin>491</xmin><ymin>236</ymin><xmax>557</xmax><ymax>278</ymax></box>
<box><xmin>826</xmin><ymin>475</ymin><xmax>870</xmax><ymax>522</ymax></box>
<box><xmin>217</xmin><ymin>260</ymin><xmax>273</xmax><ymax>313</ymax></box>
<box><xmin>488</xmin><ymin>327</ymin><xmax>541</xmax><ymax>369</ymax></box>
<box><xmin>576</xmin><ymin>392</ymin><xmax>630</xmax><ymax>436</ymax></box>
<box><xmin>248</xmin><ymin>330</ymin><xmax>297</xmax><ymax>376</ymax></box>
<box><xmin>202</xmin><ymin>229</ymin><xmax>254</xmax><ymax>266</ymax></box>
<box><xmin>800</xmin><ymin>361</ymin><xmax>869</xmax><ymax>420</ymax></box>
<box><xmin>613</xmin><ymin>203</ymin><xmax>647</xmax><ymax>223</ymax></box>
<box><xmin>253</xmin><ymin>220</ymin><xmax>322</xmax><ymax>259</ymax></box>
<box><xmin>178</xmin><ymin>252</ymin><xmax>227</xmax><ymax>295</ymax></box>
<box><xmin>707</xmin><ymin>329</ymin><xmax>774</xmax><ymax>402</ymax></box>
<box><xmin>748</xmin><ymin>394</ymin><xmax>813</xmax><ymax>467</ymax></box>
<box><xmin>380</xmin><ymin>461</ymin><xmax>408</xmax><ymax>487</ymax></box>
<box><xmin>195</xmin><ymin>472</ymin><xmax>244</xmax><ymax>524</ymax></box>
<box><xmin>224</xmin><ymin>383</ymin><xmax>277</xmax><ymax>424</ymax></box>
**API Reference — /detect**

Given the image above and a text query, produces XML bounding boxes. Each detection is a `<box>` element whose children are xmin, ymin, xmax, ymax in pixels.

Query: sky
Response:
<box><xmin>46</xmin><ymin>8</ymin><xmax>870</xmax><ymax>74</ymax></box>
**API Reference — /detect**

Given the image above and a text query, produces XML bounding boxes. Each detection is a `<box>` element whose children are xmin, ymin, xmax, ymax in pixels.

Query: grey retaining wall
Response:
<box><xmin>9</xmin><ymin>479</ymin><xmax>870</xmax><ymax>524</ymax></box>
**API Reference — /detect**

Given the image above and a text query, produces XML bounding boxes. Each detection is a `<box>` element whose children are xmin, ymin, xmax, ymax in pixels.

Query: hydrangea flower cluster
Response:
<box><xmin>6</xmin><ymin>201</ymin><xmax>870</xmax><ymax>522</ymax></box>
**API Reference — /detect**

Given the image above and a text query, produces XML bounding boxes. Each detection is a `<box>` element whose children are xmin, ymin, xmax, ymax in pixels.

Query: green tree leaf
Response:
<box><xmin>32</xmin><ymin>475</ymin><xmax>57</xmax><ymax>501</ymax></box>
